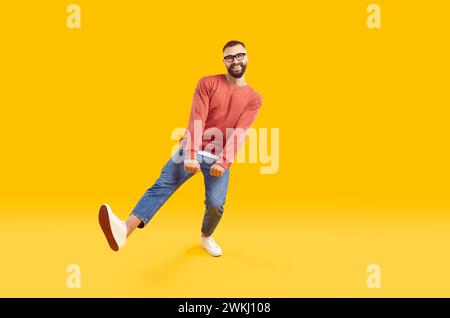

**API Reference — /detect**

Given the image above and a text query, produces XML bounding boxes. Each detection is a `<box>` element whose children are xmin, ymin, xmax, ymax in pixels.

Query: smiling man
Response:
<box><xmin>98</xmin><ymin>40</ymin><xmax>263</xmax><ymax>257</ymax></box>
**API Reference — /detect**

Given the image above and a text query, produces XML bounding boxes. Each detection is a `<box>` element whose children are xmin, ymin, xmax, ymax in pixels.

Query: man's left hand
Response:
<box><xmin>210</xmin><ymin>163</ymin><xmax>225</xmax><ymax>177</ymax></box>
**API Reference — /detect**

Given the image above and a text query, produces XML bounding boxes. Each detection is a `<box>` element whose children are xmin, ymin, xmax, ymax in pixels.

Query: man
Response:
<box><xmin>98</xmin><ymin>40</ymin><xmax>262</xmax><ymax>257</ymax></box>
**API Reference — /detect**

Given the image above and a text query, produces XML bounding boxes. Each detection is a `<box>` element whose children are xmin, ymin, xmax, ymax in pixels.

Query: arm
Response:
<box><xmin>215</xmin><ymin>94</ymin><xmax>263</xmax><ymax>170</ymax></box>
<box><xmin>182</xmin><ymin>77</ymin><xmax>211</xmax><ymax>161</ymax></box>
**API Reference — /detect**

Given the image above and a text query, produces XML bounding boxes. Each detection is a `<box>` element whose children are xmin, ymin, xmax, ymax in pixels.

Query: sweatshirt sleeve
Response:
<box><xmin>182</xmin><ymin>77</ymin><xmax>211</xmax><ymax>160</ymax></box>
<box><xmin>215</xmin><ymin>93</ymin><xmax>263</xmax><ymax>169</ymax></box>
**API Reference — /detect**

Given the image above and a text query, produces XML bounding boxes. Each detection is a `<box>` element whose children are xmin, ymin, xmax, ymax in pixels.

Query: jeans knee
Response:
<box><xmin>151</xmin><ymin>175</ymin><xmax>177</xmax><ymax>190</ymax></box>
<box><xmin>202</xmin><ymin>204</ymin><xmax>224</xmax><ymax>236</ymax></box>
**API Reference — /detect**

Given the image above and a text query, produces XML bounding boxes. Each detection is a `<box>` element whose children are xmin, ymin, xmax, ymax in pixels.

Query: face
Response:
<box><xmin>223</xmin><ymin>44</ymin><xmax>248</xmax><ymax>79</ymax></box>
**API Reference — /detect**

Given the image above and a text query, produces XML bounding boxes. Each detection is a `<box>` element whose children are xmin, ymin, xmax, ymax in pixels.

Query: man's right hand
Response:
<box><xmin>183</xmin><ymin>159</ymin><xmax>201</xmax><ymax>174</ymax></box>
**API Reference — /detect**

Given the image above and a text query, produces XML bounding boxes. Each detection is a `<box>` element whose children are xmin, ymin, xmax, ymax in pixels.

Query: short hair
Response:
<box><xmin>223</xmin><ymin>40</ymin><xmax>246</xmax><ymax>52</ymax></box>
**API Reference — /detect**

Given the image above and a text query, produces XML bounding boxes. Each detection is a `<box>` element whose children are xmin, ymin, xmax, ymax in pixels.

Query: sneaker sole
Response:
<box><xmin>98</xmin><ymin>204</ymin><xmax>119</xmax><ymax>252</ymax></box>
<box><xmin>201</xmin><ymin>245</ymin><xmax>222</xmax><ymax>257</ymax></box>
<box><xmin>207</xmin><ymin>251</ymin><xmax>222</xmax><ymax>257</ymax></box>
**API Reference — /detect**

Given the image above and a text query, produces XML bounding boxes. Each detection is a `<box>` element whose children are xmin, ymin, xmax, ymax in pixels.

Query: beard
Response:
<box><xmin>227</xmin><ymin>62</ymin><xmax>247</xmax><ymax>78</ymax></box>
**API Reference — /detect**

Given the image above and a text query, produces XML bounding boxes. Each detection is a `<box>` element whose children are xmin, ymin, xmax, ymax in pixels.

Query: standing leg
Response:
<box><xmin>199</xmin><ymin>155</ymin><xmax>231</xmax><ymax>237</ymax></box>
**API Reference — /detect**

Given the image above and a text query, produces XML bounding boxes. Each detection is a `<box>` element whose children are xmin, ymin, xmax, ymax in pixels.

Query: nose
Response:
<box><xmin>232</xmin><ymin>58</ymin><xmax>242</xmax><ymax>66</ymax></box>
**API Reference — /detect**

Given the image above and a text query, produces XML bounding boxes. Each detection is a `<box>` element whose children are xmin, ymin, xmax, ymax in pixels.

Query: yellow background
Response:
<box><xmin>0</xmin><ymin>0</ymin><xmax>449</xmax><ymax>297</ymax></box>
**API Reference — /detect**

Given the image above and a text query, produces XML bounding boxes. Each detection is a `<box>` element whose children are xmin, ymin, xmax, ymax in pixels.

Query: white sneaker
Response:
<box><xmin>201</xmin><ymin>236</ymin><xmax>222</xmax><ymax>257</ymax></box>
<box><xmin>98</xmin><ymin>203</ymin><xmax>127</xmax><ymax>251</ymax></box>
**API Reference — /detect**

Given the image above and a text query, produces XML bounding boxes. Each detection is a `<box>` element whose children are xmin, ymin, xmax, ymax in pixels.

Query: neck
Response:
<box><xmin>225</xmin><ymin>73</ymin><xmax>246</xmax><ymax>87</ymax></box>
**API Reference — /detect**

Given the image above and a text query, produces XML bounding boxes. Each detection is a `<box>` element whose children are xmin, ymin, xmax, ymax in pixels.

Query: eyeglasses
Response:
<box><xmin>223</xmin><ymin>53</ymin><xmax>246</xmax><ymax>63</ymax></box>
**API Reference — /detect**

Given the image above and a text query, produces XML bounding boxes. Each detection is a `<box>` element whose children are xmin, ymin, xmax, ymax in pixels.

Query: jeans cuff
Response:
<box><xmin>130</xmin><ymin>212</ymin><xmax>146</xmax><ymax>229</ymax></box>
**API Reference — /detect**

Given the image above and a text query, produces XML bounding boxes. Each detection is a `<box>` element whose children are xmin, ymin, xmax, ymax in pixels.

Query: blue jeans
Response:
<box><xmin>130</xmin><ymin>147</ymin><xmax>230</xmax><ymax>236</ymax></box>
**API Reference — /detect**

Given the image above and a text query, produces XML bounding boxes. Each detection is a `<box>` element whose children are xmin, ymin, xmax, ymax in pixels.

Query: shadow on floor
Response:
<box><xmin>141</xmin><ymin>245</ymin><xmax>211</xmax><ymax>286</ymax></box>
<box><xmin>140</xmin><ymin>244</ymin><xmax>279</xmax><ymax>289</ymax></box>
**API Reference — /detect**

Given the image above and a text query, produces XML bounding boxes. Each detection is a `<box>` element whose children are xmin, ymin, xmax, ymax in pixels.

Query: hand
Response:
<box><xmin>210</xmin><ymin>163</ymin><xmax>225</xmax><ymax>177</ymax></box>
<box><xmin>183</xmin><ymin>159</ymin><xmax>201</xmax><ymax>174</ymax></box>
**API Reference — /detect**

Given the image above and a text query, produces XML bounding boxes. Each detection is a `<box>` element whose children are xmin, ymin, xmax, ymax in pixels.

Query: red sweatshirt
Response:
<box><xmin>178</xmin><ymin>74</ymin><xmax>263</xmax><ymax>169</ymax></box>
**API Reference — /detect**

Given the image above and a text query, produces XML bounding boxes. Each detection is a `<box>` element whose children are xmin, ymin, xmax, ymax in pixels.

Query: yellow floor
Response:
<box><xmin>1</xmin><ymin>0</ymin><xmax>449</xmax><ymax>299</ymax></box>
<box><xmin>1</xmin><ymin>203</ymin><xmax>450</xmax><ymax>297</ymax></box>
